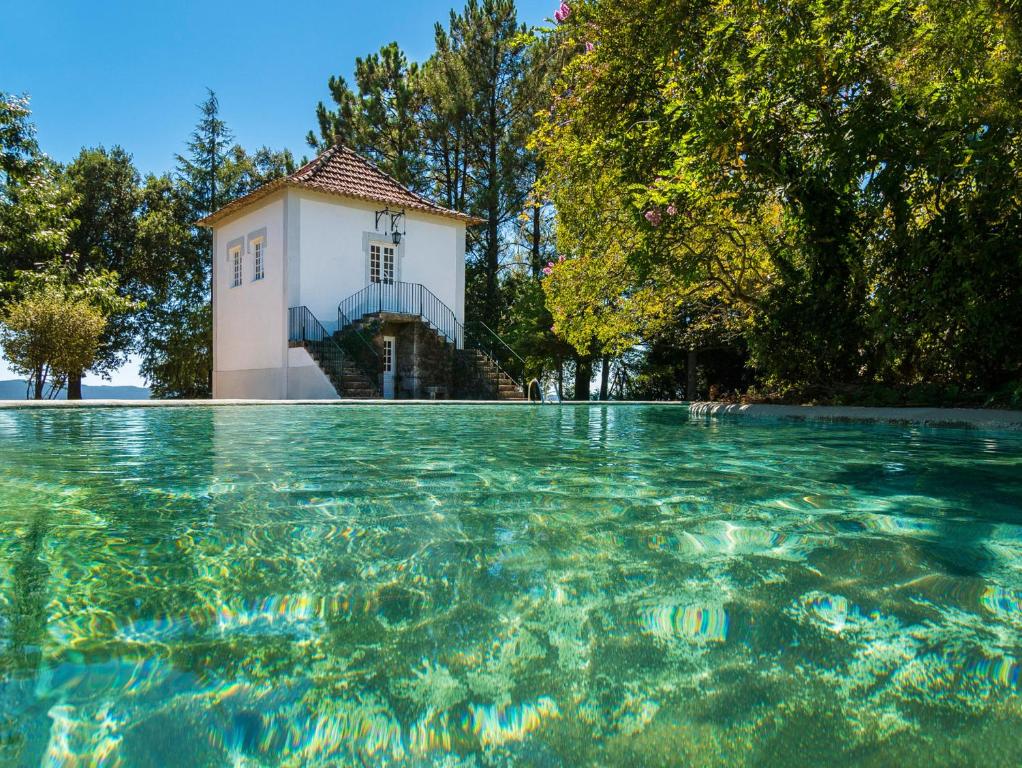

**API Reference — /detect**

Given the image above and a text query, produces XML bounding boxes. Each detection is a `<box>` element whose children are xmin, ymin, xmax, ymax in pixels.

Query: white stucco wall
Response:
<box><xmin>211</xmin><ymin>187</ymin><xmax>468</xmax><ymax>399</ymax></box>
<box><xmin>212</xmin><ymin>193</ymin><xmax>286</xmax><ymax>398</ymax></box>
<box><xmin>214</xmin><ymin>368</ymin><xmax>286</xmax><ymax>400</ymax></box>
<box><xmin>295</xmin><ymin>190</ymin><xmax>465</xmax><ymax>329</ymax></box>
<box><xmin>285</xmin><ymin>347</ymin><xmax>339</xmax><ymax>400</ymax></box>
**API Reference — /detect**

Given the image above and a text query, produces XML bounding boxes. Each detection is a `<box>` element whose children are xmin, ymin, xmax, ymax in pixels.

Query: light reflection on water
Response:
<box><xmin>0</xmin><ymin>404</ymin><xmax>1020</xmax><ymax>766</ymax></box>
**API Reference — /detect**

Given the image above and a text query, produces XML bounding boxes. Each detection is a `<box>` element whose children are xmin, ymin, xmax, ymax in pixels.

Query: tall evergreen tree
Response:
<box><xmin>447</xmin><ymin>0</ymin><xmax>531</xmax><ymax>328</ymax></box>
<box><xmin>418</xmin><ymin>24</ymin><xmax>475</xmax><ymax>212</ymax></box>
<box><xmin>140</xmin><ymin>90</ymin><xmax>231</xmax><ymax>397</ymax></box>
<box><xmin>138</xmin><ymin>90</ymin><xmax>293</xmax><ymax>398</ymax></box>
<box><xmin>309</xmin><ymin>43</ymin><xmax>423</xmax><ymax>188</ymax></box>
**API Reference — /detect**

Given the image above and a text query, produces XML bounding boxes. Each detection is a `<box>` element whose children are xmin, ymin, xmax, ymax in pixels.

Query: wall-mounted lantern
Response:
<box><xmin>375</xmin><ymin>207</ymin><xmax>406</xmax><ymax>246</ymax></box>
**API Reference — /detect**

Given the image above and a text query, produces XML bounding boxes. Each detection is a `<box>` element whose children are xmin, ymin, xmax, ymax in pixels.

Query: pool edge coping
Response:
<box><xmin>688</xmin><ymin>402</ymin><xmax>1022</xmax><ymax>429</ymax></box>
<box><xmin>0</xmin><ymin>398</ymin><xmax>685</xmax><ymax>408</ymax></box>
<box><xmin>1</xmin><ymin>399</ymin><xmax>1019</xmax><ymax>429</ymax></box>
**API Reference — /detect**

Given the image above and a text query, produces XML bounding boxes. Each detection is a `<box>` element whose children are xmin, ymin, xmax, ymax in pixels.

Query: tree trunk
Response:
<box><xmin>531</xmin><ymin>202</ymin><xmax>542</xmax><ymax>278</ymax></box>
<box><xmin>599</xmin><ymin>355</ymin><xmax>610</xmax><ymax>401</ymax></box>
<box><xmin>485</xmin><ymin>140</ymin><xmax>500</xmax><ymax>327</ymax></box>
<box><xmin>557</xmin><ymin>360</ymin><xmax>564</xmax><ymax>400</ymax></box>
<box><xmin>574</xmin><ymin>356</ymin><xmax>592</xmax><ymax>401</ymax></box>
<box><xmin>33</xmin><ymin>368</ymin><xmax>44</xmax><ymax>400</ymax></box>
<box><xmin>67</xmin><ymin>371</ymin><xmax>83</xmax><ymax>400</ymax></box>
<box><xmin>484</xmin><ymin>72</ymin><xmax>501</xmax><ymax>329</ymax></box>
<box><xmin>687</xmin><ymin>349</ymin><xmax>698</xmax><ymax>401</ymax></box>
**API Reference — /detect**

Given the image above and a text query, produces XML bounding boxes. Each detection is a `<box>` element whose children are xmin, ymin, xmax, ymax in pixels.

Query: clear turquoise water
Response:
<box><xmin>0</xmin><ymin>405</ymin><xmax>1020</xmax><ymax>767</ymax></box>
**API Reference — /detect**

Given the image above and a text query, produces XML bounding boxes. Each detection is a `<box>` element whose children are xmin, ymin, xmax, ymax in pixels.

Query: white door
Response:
<box><xmin>382</xmin><ymin>336</ymin><xmax>396</xmax><ymax>399</ymax></box>
<box><xmin>369</xmin><ymin>243</ymin><xmax>398</xmax><ymax>313</ymax></box>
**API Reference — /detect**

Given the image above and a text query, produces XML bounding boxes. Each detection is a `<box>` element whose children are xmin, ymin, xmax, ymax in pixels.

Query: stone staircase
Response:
<box><xmin>455</xmin><ymin>348</ymin><xmax>525</xmax><ymax>400</ymax></box>
<box><xmin>340</xmin><ymin>313</ymin><xmax>525</xmax><ymax>400</ymax></box>
<box><xmin>293</xmin><ymin>284</ymin><xmax>528</xmax><ymax>400</ymax></box>
<box><xmin>302</xmin><ymin>338</ymin><xmax>380</xmax><ymax>398</ymax></box>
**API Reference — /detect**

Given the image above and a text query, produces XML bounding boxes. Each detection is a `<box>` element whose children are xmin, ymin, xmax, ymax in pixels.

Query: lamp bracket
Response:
<box><xmin>375</xmin><ymin>207</ymin><xmax>406</xmax><ymax>236</ymax></box>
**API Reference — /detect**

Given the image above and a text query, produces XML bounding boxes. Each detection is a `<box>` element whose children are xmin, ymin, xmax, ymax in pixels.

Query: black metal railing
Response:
<box><xmin>337</xmin><ymin>281</ymin><xmax>465</xmax><ymax>348</ymax></box>
<box><xmin>335</xmin><ymin>307</ymin><xmax>381</xmax><ymax>383</ymax></box>
<box><xmin>466</xmin><ymin>320</ymin><xmax>527</xmax><ymax>389</ymax></box>
<box><xmin>335</xmin><ymin>281</ymin><xmax>525</xmax><ymax>392</ymax></box>
<box><xmin>288</xmin><ymin>306</ymin><xmax>351</xmax><ymax>391</ymax></box>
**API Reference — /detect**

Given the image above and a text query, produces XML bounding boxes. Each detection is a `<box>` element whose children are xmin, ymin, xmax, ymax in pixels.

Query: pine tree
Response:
<box><xmin>418</xmin><ymin>22</ymin><xmax>474</xmax><ymax>212</ymax></box>
<box><xmin>139</xmin><ymin>91</ymin><xmax>232</xmax><ymax>398</ymax></box>
<box><xmin>441</xmin><ymin>0</ymin><xmax>530</xmax><ymax>328</ymax></box>
<box><xmin>177</xmin><ymin>89</ymin><xmax>233</xmax><ymax>219</ymax></box>
<box><xmin>309</xmin><ymin>43</ymin><xmax>423</xmax><ymax>189</ymax></box>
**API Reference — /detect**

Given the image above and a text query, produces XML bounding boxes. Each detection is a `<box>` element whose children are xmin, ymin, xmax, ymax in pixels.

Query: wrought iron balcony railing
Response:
<box><xmin>335</xmin><ymin>281</ymin><xmax>526</xmax><ymax>391</ymax></box>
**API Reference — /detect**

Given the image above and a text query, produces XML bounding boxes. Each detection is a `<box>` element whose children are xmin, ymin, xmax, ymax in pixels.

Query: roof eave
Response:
<box><xmin>196</xmin><ymin>179</ymin><xmax>289</xmax><ymax>228</ymax></box>
<box><xmin>198</xmin><ymin>180</ymin><xmax>486</xmax><ymax>228</ymax></box>
<box><xmin>293</xmin><ymin>183</ymin><xmax>486</xmax><ymax>225</ymax></box>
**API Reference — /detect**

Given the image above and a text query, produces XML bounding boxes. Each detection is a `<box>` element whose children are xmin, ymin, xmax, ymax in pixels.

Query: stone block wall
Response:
<box><xmin>372</xmin><ymin>316</ymin><xmax>456</xmax><ymax>398</ymax></box>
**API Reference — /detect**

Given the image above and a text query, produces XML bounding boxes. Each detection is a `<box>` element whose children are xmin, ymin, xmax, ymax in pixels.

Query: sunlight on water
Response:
<box><xmin>0</xmin><ymin>404</ymin><xmax>1020</xmax><ymax>766</ymax></box>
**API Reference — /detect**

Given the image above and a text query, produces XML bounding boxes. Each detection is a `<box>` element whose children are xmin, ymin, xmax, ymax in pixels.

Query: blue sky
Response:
<box><xmin>1</xmin><ymin>0</ymin><xmax>553</xmax><ymax>387</ymax></box>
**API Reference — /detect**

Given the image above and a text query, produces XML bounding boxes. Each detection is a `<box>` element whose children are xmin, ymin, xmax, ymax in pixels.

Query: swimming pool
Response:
<box><xmin>0</xmin><ymin>404</ymin><xmax>1019</xmax><ymax>766</ymax></box>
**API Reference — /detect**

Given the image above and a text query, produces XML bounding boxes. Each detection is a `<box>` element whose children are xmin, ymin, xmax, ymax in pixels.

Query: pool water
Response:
<box><xmin>0</xmin><ymin>405</ymin><xmax>1020</xmax><ymax>767</ymax></box>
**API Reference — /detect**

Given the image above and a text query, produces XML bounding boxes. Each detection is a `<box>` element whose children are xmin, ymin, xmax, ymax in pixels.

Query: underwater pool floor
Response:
<box><xmin>0</xmin><ymin>405</ymin><xmax>1020</xmax><ymax>766</ymax></box>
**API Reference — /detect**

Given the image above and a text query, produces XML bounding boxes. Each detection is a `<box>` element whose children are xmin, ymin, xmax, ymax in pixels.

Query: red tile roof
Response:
<box><xmin>198</xmin><ymin>145</ymin><xmax>484</xmax><ymax>227</ymax></box>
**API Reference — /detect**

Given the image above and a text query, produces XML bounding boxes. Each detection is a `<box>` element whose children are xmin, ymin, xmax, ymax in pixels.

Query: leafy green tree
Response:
<box><xmin>237</xmin><ymin>145</ymin><xmax>297</xmax><ymax>190</ymax></box>
<box><xmin>0</xmin><ymin>259</ymin><xmax>130</xmax><ymax>399</ymax></box>
<box><xmin>133</xmin><ymin>172</ymin><xmax>204</xmax><ymax>399</ymax></box>
<box><xmin>62</xmin><ymin>146</ymin><xmax>146</xmax><ymax>398</ymax></box>
<box><xmin>501</xmin><ymin>273</ymin><xmax>574</xmax><ymax>391</ymax></box>
<box><xmin>0</xmin><ymin>92</ymin><xmax>37</xmax><ymax>180</ymax></box>
<box><xmin>0</xmin><ymin>93</ymin><xmax>73</xmax><ymax>290</ymax></box>
<box><xmin>535</xmin><ymin>0</ymin><xmax>1022</xmax><ymax>402</ymax></box>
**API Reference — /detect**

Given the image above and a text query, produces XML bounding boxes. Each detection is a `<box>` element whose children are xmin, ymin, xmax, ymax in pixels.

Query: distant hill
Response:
<box><xmin>0</xmin><ymin>379</ymin><xmax>151</xmax><ymax>400</ymax></box>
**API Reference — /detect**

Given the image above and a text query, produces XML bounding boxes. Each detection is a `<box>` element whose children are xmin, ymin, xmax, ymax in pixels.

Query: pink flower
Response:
<box><xmin>542</xmin><ymin>266</ymin><xmax>553</xmax><ymax>275</ymax></box>
<box><xmin>585</xmin><ymin>41</ymin><xmax>595</xmax><ymax>53</ymax></box>
<box><xmin>554</xmin><ymin>2</ymin><xmax>571</xmax><ymax>23</ymax></box>
<box><xmin>558</xmin><ymin>254</ymin><xmax>565</xmax><ymax>262</ymax></box>
<box><xmin>644</xmin><ymin>209</ymin><xmax>662</xmax><ymax>227</ymax></box>
<box><xmin>667</xmin><ymin>204</ymin><xmax>677</xmax><ymax>216</ymax></box>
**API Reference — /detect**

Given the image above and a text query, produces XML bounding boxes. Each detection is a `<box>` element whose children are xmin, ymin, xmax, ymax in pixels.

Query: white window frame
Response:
<box><xmin>230</xmin><ymin>245</ymin><xmax>243</xmax><ymax>288</ymax></box>
<box><xmin>381</xmin><ymin>244</ymin><xmax>395</xmax><ymax>284</ymax></box>
<box><xmin>369</xmin><ymin>242</ymin><xmax>381</xmax><ymax>284</ymax></box>
<box><xmin>252</xmin><ymin>238</ymin><xmax>265</xmax><ymax>281</ymax></box>
<box><xmin>368</xmin><ymin>239</ymin><xmax>397</xmax><ymax>285</ymax></box>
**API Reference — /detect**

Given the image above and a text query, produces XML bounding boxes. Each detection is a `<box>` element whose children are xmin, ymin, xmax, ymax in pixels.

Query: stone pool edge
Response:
<box><xmin>2</xmin><ymin>399</ymin><xmax>1019</xmax><ymax>429</ymax></box>
<box><xmin>689</xmin><ymin>402</ymin><xmax>1022</xmax><ymax>429</ymax></box>
<box><xmin>0</xmin><ymin>398</ymin><xmax>684</xmax><ymax>408</ymax></box>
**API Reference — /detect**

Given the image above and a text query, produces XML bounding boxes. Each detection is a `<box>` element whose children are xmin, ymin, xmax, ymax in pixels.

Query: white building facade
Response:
<box><xmin>202</xmin><ymin>147</ymin><xmax>521</xmax><ymax>400</ymax></box>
